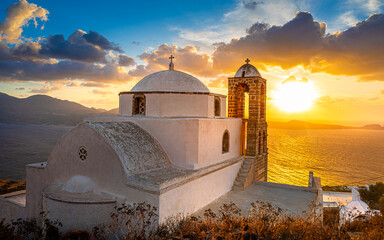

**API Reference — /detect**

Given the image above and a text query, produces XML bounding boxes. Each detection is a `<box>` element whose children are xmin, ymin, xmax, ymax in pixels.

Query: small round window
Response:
<box><xmin>78</xmin><ymin>146</ymin><xmax>87</xmax><ymax>161</ymax></box>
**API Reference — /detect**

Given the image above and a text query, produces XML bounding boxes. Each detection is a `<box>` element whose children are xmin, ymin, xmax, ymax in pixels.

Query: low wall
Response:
<box><xmin>158</xmin><ymin>160</ymin><xmax>242</xmax><ymax>222</ymax></box>
<box><xmin>43</xmin><ymin>197</ymin><xmax>116</xmax><ymax>232</ymax></box>
<box><xmin>0</xmin><ymin>195</ymin><xmax>25</xmax><ymax>223</ymax></box>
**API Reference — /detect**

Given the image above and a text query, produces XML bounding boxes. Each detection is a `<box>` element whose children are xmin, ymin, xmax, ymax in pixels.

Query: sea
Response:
<box><xmin>1</xmin><ymin>124</ymin><xmax>384</xmax><ymax>186</ymax></box>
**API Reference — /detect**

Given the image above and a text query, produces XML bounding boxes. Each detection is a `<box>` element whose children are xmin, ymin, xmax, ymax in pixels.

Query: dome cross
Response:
<box><xmin>245</xmin><ymin>58</ymin><xmax>250</xmax><ymax>64</ymax></box>
<box><xmin>169</xmin><ymin>55</ymin><xmax>175</xmax><ymax>70</ymax></box>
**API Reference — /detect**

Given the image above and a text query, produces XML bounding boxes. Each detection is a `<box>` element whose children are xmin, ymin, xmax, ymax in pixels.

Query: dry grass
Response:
<box><xmin>0</xmin><ymin>179</ymin><xmax>26</xmax><ymax>195</ymax></box>
<box><xmin>1</xmin><ymin>201</ymin><xmax>383</xmax><ymax>239</ymax></box>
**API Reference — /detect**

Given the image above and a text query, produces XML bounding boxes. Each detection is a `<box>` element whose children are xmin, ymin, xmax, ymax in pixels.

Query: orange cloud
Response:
<box><xmin>281</xmin><ymin>76</ymin><xmax>309</xmax><ymax>84</ymax></box>
<box><xmin>30</xmin><ymin>82</ymin><xmax>63</xmax><ymax>93</ymax></box>
<box><xmin>212</xmin><ymin>12</ymin><xmax>384</xmax><ymax>81</ymax></box>
<box><xmin>207</xmin><ymin>75</ymin><xmax>229</xmax><ymax>88</ymax></box>
<box><xmin>136</xmin><ymin>44</ymin><xmax>218</xmax><ymax>77</ymax></box>
<box><xmin>0</xmin><ymin>0</ymin><xmax>49</xmax><ymax>44</ymax></box>
<box><xmin>314</xmin><ymin>96</ymin><xmax>345</xmax><ymax>105</ymax></box>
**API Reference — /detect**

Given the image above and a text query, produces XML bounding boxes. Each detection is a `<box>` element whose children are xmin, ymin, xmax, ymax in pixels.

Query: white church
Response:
<box><xmin>0</xmin><ymin>58</ymin><xmax>323</xmax><ymax>231</ymax></box>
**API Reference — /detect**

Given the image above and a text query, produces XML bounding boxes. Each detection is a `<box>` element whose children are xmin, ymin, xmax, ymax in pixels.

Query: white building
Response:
<box><xmin>0</xmin><ymin>59</ymin><xmax>322</xmax><ymax>231</ymax></box>
<box><xmin>23</xmin><ymin>61</ymin><xmax>248</xmax><ymax>231</ymax></box>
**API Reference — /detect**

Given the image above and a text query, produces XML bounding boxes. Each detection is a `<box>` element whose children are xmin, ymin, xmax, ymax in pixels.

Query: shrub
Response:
<box><xmin>62</xmin><ymin>230</ymin><xmax>90</xmax><ymax>240</ymax></box>
<box><xmin>0</xmin><ymin>219</ymin><xmax>14</xmax><ymax>240</ymax></box>
<box><xmin>108</xmin><ymin>202</ymin><xmax>158</xmax><ymax>239</ymax></box>
<box><xmin>359</xmin><ymin>182</ymin><xmax>384</xmax><ymax>209</ymax></box>
<box><xmin>1</xmin><ymin>201</ymin><xmax>384</xmax><ymax>239</ymax></box>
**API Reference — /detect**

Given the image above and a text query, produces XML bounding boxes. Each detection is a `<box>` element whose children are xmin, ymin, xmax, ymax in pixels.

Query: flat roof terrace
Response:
<box><xmin>195</xmin><ymin>181</ymin><xmax>319</xmax><ymax>216</ymax></box>
<box><xmin>0</xmin><ymin>190</ymin><xmax>26</xmax><ymax>207</ymax></box>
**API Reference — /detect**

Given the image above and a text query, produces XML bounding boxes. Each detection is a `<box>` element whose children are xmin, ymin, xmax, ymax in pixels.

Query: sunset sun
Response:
<box><xmin>272</xmin><ymin>78</ymin><xmax>319</xmax><ymax>113</ymax></box>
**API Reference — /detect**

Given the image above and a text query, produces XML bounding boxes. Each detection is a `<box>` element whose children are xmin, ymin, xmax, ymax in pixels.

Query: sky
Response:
<box><xmin>0</xmin><ymin>0</ymin><xmax>383</xmax><ymax>126</ymax></box>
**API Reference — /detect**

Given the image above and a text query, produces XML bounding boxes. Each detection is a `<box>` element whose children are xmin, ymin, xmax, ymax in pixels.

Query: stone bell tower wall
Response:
<box><xmin>228</xmin><ymin>75</ymin><xmax>268</xmax><ymax>183</ymax></box>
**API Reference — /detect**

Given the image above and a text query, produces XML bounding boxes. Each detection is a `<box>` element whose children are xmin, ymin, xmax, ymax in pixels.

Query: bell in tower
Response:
<box><xmin>228</xmin><ymin>58</ymin><xmax>268</xmax><ymax>182</ymax></box>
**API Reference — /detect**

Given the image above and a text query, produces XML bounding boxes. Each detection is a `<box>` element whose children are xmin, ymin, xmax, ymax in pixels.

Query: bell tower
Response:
<box><xmin>228</xmin><ymin>59</ymin><xmax>268</xmax><ymax>182</ymax></box>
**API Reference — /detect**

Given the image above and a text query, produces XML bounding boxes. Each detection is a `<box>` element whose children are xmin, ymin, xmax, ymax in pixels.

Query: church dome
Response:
<box><xmin>131</xmin><ymin>70</ymin><xmax>210</xmax><ymax>93</ymax></box>
<box><xmin>234</xmin><ymin>63</ymin><xmax>261</xmax><ymax>78</ymax></box>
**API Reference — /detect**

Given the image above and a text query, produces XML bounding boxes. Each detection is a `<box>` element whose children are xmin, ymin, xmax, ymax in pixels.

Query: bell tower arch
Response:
<box><xmin>228</xmin><ymin>59</ymin><xmax>268</xmax><ymax>182</ymax></box>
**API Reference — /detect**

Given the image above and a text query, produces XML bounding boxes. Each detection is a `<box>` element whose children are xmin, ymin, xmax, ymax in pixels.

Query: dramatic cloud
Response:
<box><xmin>315</xmin><ymin>13</ymin><xmax>384</xmax><ymax>81</ymax></box>
<box><xmin>0</xmin><ymin>40</ymin><xmax>48</xmax><ymax>63</ymax></box>
<box><xmin>65</xmin><ymin>81</ymin><xmax>79</xmax><ymax>87</ymax></box>
<box><xmin>174</xmin><ymin>0</ymin><xmax>299</xmax><ymax>48</ymax></box>
<box><xmin>39</xmin><ymin>30</ymin><xmax>107</xmax><ymax>63</ymax></box>
<box><xmin>128</xmin><ymin>64</ymin><xmax>151</xmax><ymax>77</ymax></box>
<box><xmin>0</xmin><ymin>60</ymin><xmax>130</xmax><ymax>83</ymax></box>
<box><xmin>80</xmin><ymin>82</ymin><xmax>109</xmax><ymax>88</ymax></box>
<box><xmin>30</xmin><ymin>82</ymin><xmax>63</xmax><ymax>93</ymax></box>
<box><xmin>246</xmin><ymin>23</ymin><xmax>269</xmax><ymax>35</ymax></box>
<box><xmin>138</xmin><ymin>44</ymin><xmax>217</xmax><ymax>77</ymax></box>
<box><xmin>0</xmin><ymin>0</ymin><xmax>48</xmax><ymax>44</ymax></box>
<box><xmin>212</xmin><ymin>12</ymin><xmax>384</xmax><ymax>81</ymax></box>
<box><xmin>83</xmin><ymin>31</ymin><xmax>122</xmax><ymax>52</ymax></box>
<box><xmin>0</xmin><ymin>26</ymin><xmax>123</xmax><ymax>64</ymax></box>
<box><xmin>242</xmin><ymin>0</ymin><xmax>264</xmax><ymax>10</ymax></box>
<box><xmin>207</xmin><ymin>75</ymin><xmax>230</xmax><ymax>88</ymax></box>
<box><xmin>11</xmin><ymin>41</ymin><xmax>42</xmax><ymax>61</ymax></box>
<box><xmin>0</xmin><ymin>22</ymin><xmax>135</xmax><ymax>83</ymax></box>
<box><xmin>118</xmin><ymin>54</ymin><xmax>135</xmax><ymax>66</ymax></box>
<box><xmin>213</xmin><ymin>11</ymin><xmax>326</xmax><ymax>71</ymax></box>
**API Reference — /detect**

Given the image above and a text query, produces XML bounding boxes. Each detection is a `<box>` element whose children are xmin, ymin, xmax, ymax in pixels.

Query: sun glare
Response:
<box><xmin>272</xmin><ymin>81</ymin><xmax>319</xmax><ymax>113</ymax></box>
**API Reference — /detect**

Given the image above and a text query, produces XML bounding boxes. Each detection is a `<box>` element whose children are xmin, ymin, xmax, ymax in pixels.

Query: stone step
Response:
<box><xmin>234</xmin><ymin>181</ymin><xmax>243</xmax><ymax>187</ymax></box>
<box><xmin>239</xmin><ymin>172</ymin><xmax>248</xmax><ymax>178</ymax></box>
<box><xmin>237</xmin><ymin>176</ymin><xmax>246</xmax><ymax>182</ymax></box>
<box><xmin>242</xmin><ymin>165</ymin><xmax>251</xmax><ymax>170</ymax></box>
<box><xmin>232</xmin><ymin>185</ymin><xmax>242</xmax><ymax>191</ymax></box>
<box><xmin>243</xmin><ymin>162</ymin><xmax>252</xmax><ymax>168</ymax></box>
<box><xmin>232</xmin><ymin>159</ymin><xmax>254</xmax><ymax>191</ymax></box>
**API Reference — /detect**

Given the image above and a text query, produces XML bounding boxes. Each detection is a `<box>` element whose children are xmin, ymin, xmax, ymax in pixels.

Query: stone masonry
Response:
<box><xmin>228</xmin><ymin>74</ymin><xmax>268</xmax><ymax>190</ymax></box>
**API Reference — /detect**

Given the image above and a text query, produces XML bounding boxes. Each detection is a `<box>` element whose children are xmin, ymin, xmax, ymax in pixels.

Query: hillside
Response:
<box><xmin>1</xmin><ymin>93</ymin><xmax>382</xmax><ymax>129</ymax></box>
<box><xmin>268</xmin><ymin>120</ymin><xmax>356</xmax><ymax>129</ymax></box>
<box><xmin>0</xmin><ymin>93</ymin><xmax>117</xmax><ymax>126</ymax></box>
<box><xmin>268</xmin><ymin>120</ymin><xmax>384</xmax><ymax>130</ymax></box>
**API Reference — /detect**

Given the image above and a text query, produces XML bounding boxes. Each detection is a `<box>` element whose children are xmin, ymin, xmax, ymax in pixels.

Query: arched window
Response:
<box><xmin>133</xmin><ymin>95</ymin><xmax>145</xmax><ymax>115</ymax></box>
<box><xmin>260</xmin><ymin>84</ymin><xmax>266</xmax><ymax>119</ymax></box>
<box><xmin>236</xmin><ymin>83</ymin><xmax>249</xmax><ymax>118</ymax></box>
<box><xmin>222</xmin><ymin>131</ymin><xmax>230</xmax><ymax>153</ymax></box>
<box><xmin>242</xmin><ymin>71</ymin><xmax>245</xmax><ymax>77</ymax></box>
<box><xmin>214</xmin><ymin>97</ymin><xmax>221</xmax><ymax>117</ymax></box>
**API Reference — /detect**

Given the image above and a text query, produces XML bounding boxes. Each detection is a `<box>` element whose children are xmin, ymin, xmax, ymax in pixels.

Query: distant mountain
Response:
<box><xmin>269</xmin><ymin>120</ymin><xmax>384</xmax><ymax>130</ymax></box>
<box><xmin>0</xmin><ymin>93</ymin><xmax>117</xmax><ymax>126</ymax></box>
<box><xmin>361</xmin><ymin>124</ymin><xmax>384</xmax><ymax>130</ymax></box>
<box><xmin>103</xmin><ymin>108</ymin><xmax>119</xmax><ymax>115</ymax></box>
<box><xmin>268</xmin><ymin>120</ymin><xmax>355</xmax><ymax>129</ymax></box>
<box><xmin>1</xmin><ymin>93</ymin><xmax>382</xmax><ymax>130</ymax></box>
